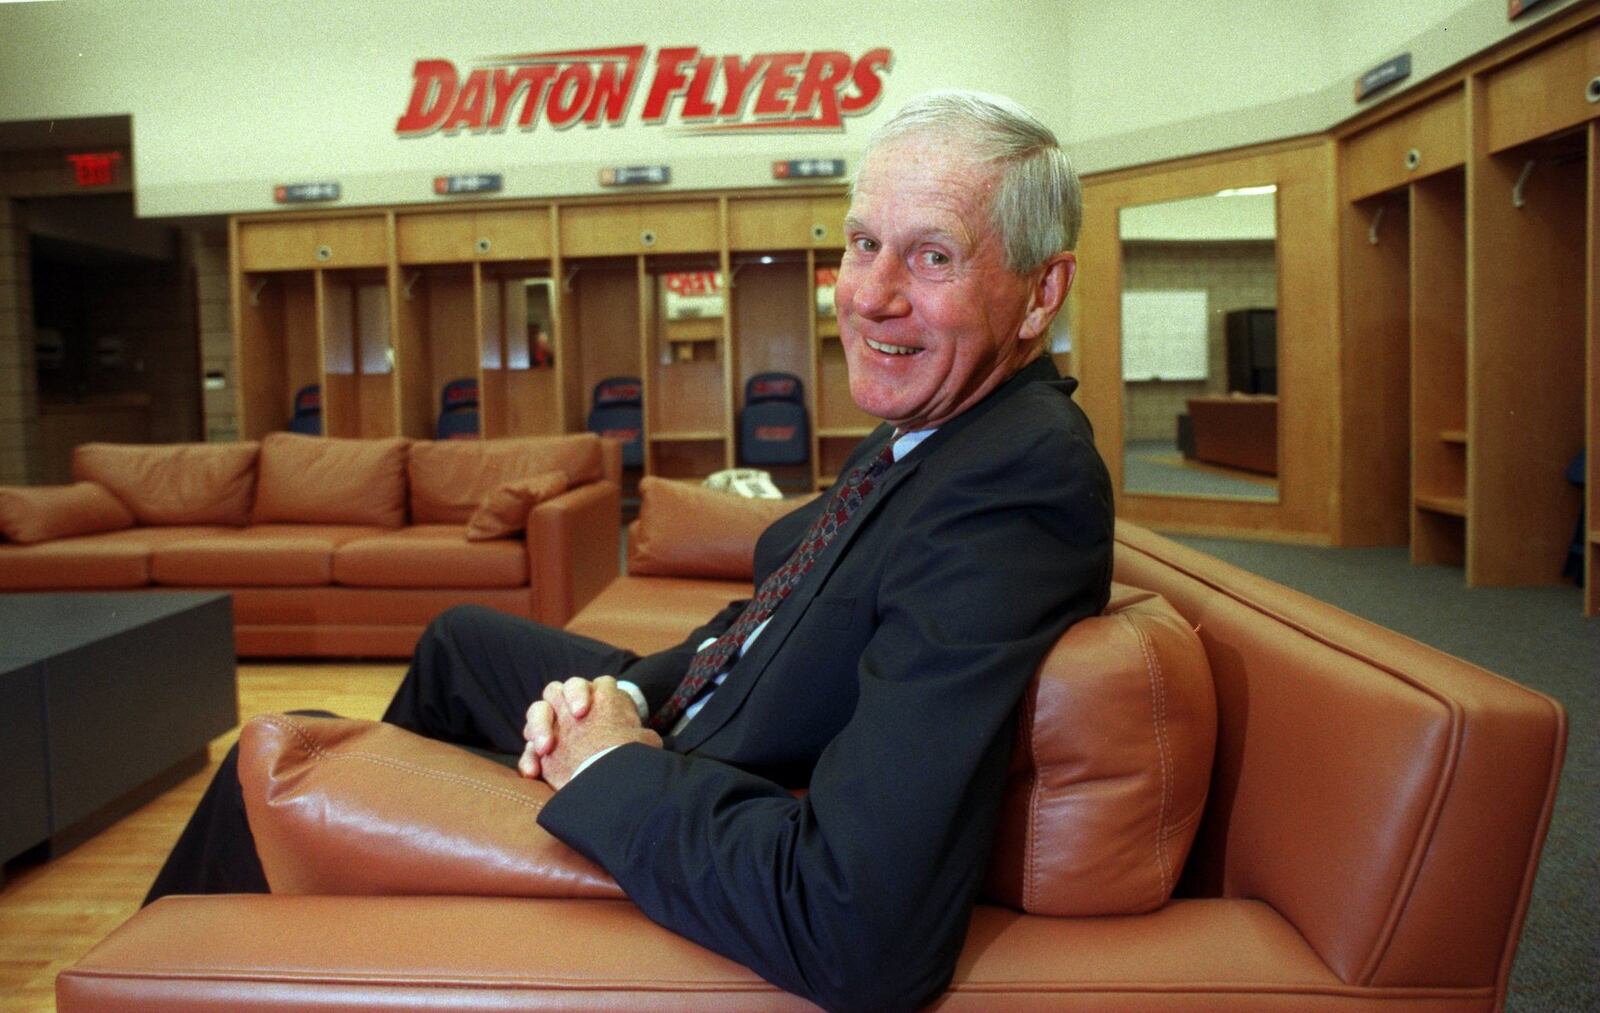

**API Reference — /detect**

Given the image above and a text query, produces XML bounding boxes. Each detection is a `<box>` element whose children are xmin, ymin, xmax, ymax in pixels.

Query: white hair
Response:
<box><xmin>857</xmin><ymin>90</ymin><xmax>1082</xmax><ymax>272</ymax></box>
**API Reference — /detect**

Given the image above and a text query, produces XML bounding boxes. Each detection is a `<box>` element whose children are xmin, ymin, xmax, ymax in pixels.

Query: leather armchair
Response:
<box><xmin>57</xmin><ymin>500</ymin><xmax>1566</xmax><ymax>1011</ymax></box>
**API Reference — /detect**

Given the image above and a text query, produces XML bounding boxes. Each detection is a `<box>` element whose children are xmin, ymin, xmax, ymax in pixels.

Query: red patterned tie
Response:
<box><xmin>650</xmin><ymin>440</ymin><xmax>897</xmax><ymax>731</ymax></box>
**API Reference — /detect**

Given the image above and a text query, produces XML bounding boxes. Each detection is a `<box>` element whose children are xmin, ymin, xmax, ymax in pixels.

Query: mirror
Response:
<box><xmin>1119</xmin><ymin>186</ymin><xmax>1279</xmax><ymax>502</ymax></box>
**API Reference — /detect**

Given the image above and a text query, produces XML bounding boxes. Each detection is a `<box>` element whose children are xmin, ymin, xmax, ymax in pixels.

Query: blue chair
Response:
<box><xmin>586</xmin><ymin>376</ymin><xmax>643</xmax><ymax>468</ymax></box>
<box><xmin>287</xmin><ymin>384</ymin><xmax>321</xmax><ymax>435</ymax></box>
<box><xmin>436</xmin><ymin>377</ymin><xmax>480</xmax><ymax>439</ymax></box>
<box><xmin>739</xmin><ymin>372</ymin><xmax>809</xmax><ymax>466</ymax></box>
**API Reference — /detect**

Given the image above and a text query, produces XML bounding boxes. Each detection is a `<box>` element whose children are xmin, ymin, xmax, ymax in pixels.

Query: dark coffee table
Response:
<box><xmin>1</xmin><ymin>592</ymin><xmax>237</xmax><ymax>875</ymax></box>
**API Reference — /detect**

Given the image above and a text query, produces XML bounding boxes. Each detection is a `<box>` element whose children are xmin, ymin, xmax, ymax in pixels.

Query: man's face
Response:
<box><xmin>835</xmin><ymin>134</ymin><xmax>1064</xmax><ymax>432</ymax></box>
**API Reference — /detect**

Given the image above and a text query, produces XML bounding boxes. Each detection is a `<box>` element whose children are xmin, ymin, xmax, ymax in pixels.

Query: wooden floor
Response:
<box><xmin>0</xmin><ymin>662</ymin><xmax>406</xmax><ymax>1013</ymax></box>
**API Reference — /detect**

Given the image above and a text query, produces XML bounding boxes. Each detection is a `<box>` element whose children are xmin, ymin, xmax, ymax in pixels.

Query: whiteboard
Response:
<box><xmin>1121</xmin><ymin>290</ymin><xmax>1209</xmax><ymax>381</ymax></box>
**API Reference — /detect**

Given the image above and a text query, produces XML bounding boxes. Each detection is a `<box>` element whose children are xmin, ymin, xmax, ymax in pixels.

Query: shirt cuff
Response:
<box><xmin>616</xmin><ymin>679</ymin><xmax>648</xmax><ymax>721</ymax></box>
<box><xmin>570</xmin><ymin>743</ymin><xmax>623</xmax><ymax>780</ymax></box>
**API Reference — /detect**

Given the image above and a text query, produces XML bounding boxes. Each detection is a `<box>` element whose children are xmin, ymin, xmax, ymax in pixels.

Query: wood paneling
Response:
<box><xmin>728</xmin><ymin>194</ymin><xmax>851</xmax><ymax>251</ymax></box>
<box><xmin>1468</xmin><ymin>131</ymin><xmax>1587</xmax><ymax>585</ymax></box>
<box><xmin>1482</xmin><ymin>21</ymin><xmax>1599</xmax><ymax>155</ymax></box>
<box><xmin>398</xmin><ymin>208</ymin><xmax>553</xmax><ymax>264</ymax></box>
<box><xmin>1410</xmin><ymin>171</ymin><xmax>1468</xmax><ymax>565</ymax></box>
<box><xmin>1343</xmin><ymin>88</ymin><xmax>1466</xmax><ymax>201</ymax></box>
<box><xmin>568</xmin><ymin>261</ymin><xmax>642</xmax><ymax>417</ymax></box>
<box><xmin>1338</xmin><ymin>191</ymin><xmax>1411</xmax><ymax>546</ymax></box>
<box><xmin>559</xmin><ymin>201</ymin><xmax>719</xmax><ymax>257</ymax></box>
<box><xmin>238</xmin><ymin>216</ymin><xmax>388</xmax><ymax>271</ymax></box>
<box><xmin>732</xmin><ymin>260</ymin><xmax>811</xmax><ymax>406</ymax></box>
<box><xmin>1588</xmin><ymin>121</ymin><xmax>1599</xmax><ymax>615</ymax></box>
<box><xmin>1079</xmin><ymin>138</ymin><xmax>1339</xmax><ymax>542</ymax></box>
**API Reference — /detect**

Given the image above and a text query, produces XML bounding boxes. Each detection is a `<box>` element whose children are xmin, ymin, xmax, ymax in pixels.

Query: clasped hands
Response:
<box><xmin>517</xmin><ymin>676</ymin><xmax>662</xmax><ymax>789</ymax></box>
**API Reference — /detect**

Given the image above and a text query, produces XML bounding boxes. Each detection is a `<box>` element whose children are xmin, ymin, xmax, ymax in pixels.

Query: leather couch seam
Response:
<box><xmin>256</xmin><ymin>714</ymin><xmax>546</xmax><ymax>813</ymax></box>
<box><xmin>1124</xmin><ymin>612</ymin><xmax>1174</xmax><ymax>907</ymax></box>
<box><xmin>1022</xmin><ymin>688</ymin><xmax>1041</xmax><ymax>913</ymax></box>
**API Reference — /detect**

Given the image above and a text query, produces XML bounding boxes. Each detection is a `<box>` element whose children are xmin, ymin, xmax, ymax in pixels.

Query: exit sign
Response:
<box><xmin>67</xmin><ymin>151</ymin><xmax>122</xmax><ymax>188</ymax></box>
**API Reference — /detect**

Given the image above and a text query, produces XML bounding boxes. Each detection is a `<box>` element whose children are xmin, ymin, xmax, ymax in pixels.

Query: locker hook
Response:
<box><xmin>1367</xmin><ymin>205</ymin><xmax>1387</xmax><ymax>246</ymax></box>
<box><xmin>1511</xmin><ymin>160</ymin><xmax>1535</xmax><ymax>209</ymax></box>
<box><xmin>561</xmin><ymin>265</ymin><xmax>580</xmax><ymax>294</ymax></box>
<box><xmin>248</xmin><ymin>277</ymin><xmax>269</xmax><ymax>306</ymax></box>
<box><xmin>402</xmin><ymin>271</ymin><xmax>420</xmax><ymax>301</ymax></box>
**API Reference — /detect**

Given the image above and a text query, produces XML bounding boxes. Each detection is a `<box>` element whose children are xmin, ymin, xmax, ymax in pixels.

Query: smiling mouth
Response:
<box><xmin>865</xmin><ymin>337</ymin><xmax>920</xmax><ymax>356</ymax></box>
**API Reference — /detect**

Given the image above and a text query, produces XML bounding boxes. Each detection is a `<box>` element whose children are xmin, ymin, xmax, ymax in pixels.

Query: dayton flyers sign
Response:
<box><xmin>396</xmin><ymin>45</ymin><xmax>892</xmax><ymax>136</ymax></box>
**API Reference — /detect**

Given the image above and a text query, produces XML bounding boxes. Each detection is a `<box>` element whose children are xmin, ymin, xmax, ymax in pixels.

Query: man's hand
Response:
<box><xmin>518</xmin><ymin>676</ymin><xmax>662</xmax><ymax>789</ymax></box>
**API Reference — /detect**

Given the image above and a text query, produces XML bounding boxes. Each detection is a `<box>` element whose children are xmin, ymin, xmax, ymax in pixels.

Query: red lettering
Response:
<box><xmin>547</xmin><ymin>63</ymin><xmax>592</xmax><ymax>129</ymax></box>
<box><xmin>511</xmin><ymin>64</ymin><xmax>559</xmax><ymax>129</ymax></box>
<box><xmin>442</xmin><ymin>68</ymin><xmax>491</xmax><ymax>134</ymax></box>
<box><xmin>717</xmin><ymin>54</ymin><xmax>769</xmax><ymax>118</ymax></box>
<box><xmin>753</xmin><ymin>52</ymin><xmax>805</xmax><ymax>117</ymax></box>
<box><xmin>642</xmin><ymin>46</ymin><xmax>698</xmax><ymax>123</ymax></box>
<box><xmin>792</xmin><ymin>51</ymin><xmax>851</xmax><ymax>128</ymax></box>
<box><xmin>486</xmin><ymin>66</ymin><xmax>540</xmax><ymax>131</ymax></box>
<box><xmin>682</xmin><ymin>56</ymin><xmax>717</xmax><ymax>120</ymax></box>
<box><xmin>404</xmin><ymin>46</ymin><xmax>893</xmax><ymax>135</ymax></box>
<box><xmin>396</xmin><ymin>59</ymin><xmax>458</xmax><ymax>136</ymax></box>
<box><xmin>841</xmin><ymin>47</ymin><xmax>891</xmax><ymax>113</ymax></box>
<box><xmin>581</xmin><ymin>51</ymin><xmax>644</xmax><ymax>126</ymax></box>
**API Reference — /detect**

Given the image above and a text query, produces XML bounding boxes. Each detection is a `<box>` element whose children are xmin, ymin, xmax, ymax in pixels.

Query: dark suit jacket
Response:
<box><xmin>540</xmin><ymin>357</ymin><xmax>1113</xmax><ymax>1012</ymax></box>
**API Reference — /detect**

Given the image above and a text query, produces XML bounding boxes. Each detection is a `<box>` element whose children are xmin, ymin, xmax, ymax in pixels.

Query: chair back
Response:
<box><xmin>738</xmin><ymin>372</ymin><xmax>808</xmax><ymax>466</ymax></box>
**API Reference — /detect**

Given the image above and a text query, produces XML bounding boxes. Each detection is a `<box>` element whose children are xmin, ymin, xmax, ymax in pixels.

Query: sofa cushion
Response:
<box><xmin>464</xmin><ymin>471</ymin><xmax>569</xmax><ymax>542</ymax></box>
<box><xmin>983</xmin><ymin>583</ymin><xmax>1216</xmax><ymax>916</ymax></box>
<box><xmin>151</xmin><ymin>525</ymin><xmax>387</xmax><ymax>587</ymax></box>
<box><xmin>334</xmin><ymin>525</ymin><xmax>529</xmax><ymax>588</ymax></box>
<box><xmin>0</xmin><ymin>482</ymin><xmax>134</xmax><ymax>544</ymax></box>
<box><xmin>73</xmin><ymin>441</ymin><xmax>259</xmax><ymax>526</ymax></box>
<box><xmin>238</xmin><ymin>713</ymin><xmax>624</xmax><ymax>899</ymax></box>
<box><xmin>0</xmin><ymin>526</ymin><xmax>236</xmax><ymax>590</ymax></box>
<box><xmin>627</xmin><ymin>477</ymin><xmax>812</xmax><ymax>580</ymax></box>
<box><xmin>409</xmin><ymin>435</ymin><xmax>605</xmax><ymax>524</ymax></box>
<box><xmin>566</xmin><ymin>574</ymin><xmax>752</xmax><ymax>655</ymax></box>
<box><xmin>252</xmin><ymin>434</ymin><xmax>409</xmax><ymax>527</ymax></box>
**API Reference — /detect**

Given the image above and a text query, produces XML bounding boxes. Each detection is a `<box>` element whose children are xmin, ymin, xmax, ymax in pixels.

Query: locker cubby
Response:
<box><xmin>237</xmin><ymin>270</ymin><xmax>319</xmax><ymax>440</ymax></box>
<box><xmin>1409</xmin><ymin>169</ymin><xmax>1467</xmax><ymax>566</ymax></box>
<box><xmin>558</xmin><ymin>257</ymin><xmax>643</xmax><ymax>437</ymax></box>
<box><xmin>393</xmin><ymin>264</ymin><xmax>478</xmax><ymax>440</ymax></box>
<box><xmin>1468</xmin><ymin>127</ymin><xmax>1588</xmax><ymax>587</ymax></box>
<box><xmin>318</xmin><ymin>269</ymin><xmax>395</xmax><ymax>438</ymax></box>
<box><xmin>645</xmin><ymin>253</ymin><xmax>730</xmax><ymax>479</ymax></box>
<box><xmin>730</xmin><ymin>251</ymin><xmax>814</xmax><ymax>492</ymax></box>
<box><xmin>478</xmin><ymin>262</ymin><xmax>559</xmax><ymax>438</ymax></box>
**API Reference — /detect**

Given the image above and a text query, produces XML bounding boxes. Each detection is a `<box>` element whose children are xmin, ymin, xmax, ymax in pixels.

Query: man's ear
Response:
<box><xmin>1018</xmin><ymin>252</ymin><xmax>1077</xmax><ymax>342</ymax></box>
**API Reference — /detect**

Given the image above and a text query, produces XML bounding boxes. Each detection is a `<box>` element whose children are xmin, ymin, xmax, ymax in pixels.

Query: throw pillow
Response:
<box><xmin>627</xmin><ymin>476</ymin><xmax>811</xmax><ymax>580</ymax></box>
<box><xmin>464</xmin><ymin>471</ymin><xmax>569</xmax><ymax>541</ymax></box>
<box><xmin>0</xmin><ymin>482</ymin><xmax>135</xmax><ymax>544</ymax></box>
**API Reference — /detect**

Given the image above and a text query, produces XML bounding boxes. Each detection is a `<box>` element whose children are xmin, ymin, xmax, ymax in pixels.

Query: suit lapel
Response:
<box><xmin>669</xmin><ymin>357</ymin><xmax>1067</xmax><ymax>752</ymax></box>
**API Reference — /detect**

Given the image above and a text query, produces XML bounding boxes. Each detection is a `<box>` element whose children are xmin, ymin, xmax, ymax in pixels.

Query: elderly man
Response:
<box><xmin>150</xmin><ymin>90</ymin><xmax>1113</xmax><ymax>1012</ymax></box>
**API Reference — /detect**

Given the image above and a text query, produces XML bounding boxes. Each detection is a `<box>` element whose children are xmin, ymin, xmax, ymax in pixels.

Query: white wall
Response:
<box><xmin>0</xmin><ymin>0</ymin><xmax>1582</xmax><ymax>217</ymax></box>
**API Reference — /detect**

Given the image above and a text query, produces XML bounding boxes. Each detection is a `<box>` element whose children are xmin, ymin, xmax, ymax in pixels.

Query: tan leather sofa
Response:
<box><xmin>0</xmin><ymin>433</ymin><xmax>622</xmax><ymax>656</ymax></box>
<box><xmin>56</xmin><ymin>483</ymin><xmax>1566</xmax><ymax>1011</ymax></box>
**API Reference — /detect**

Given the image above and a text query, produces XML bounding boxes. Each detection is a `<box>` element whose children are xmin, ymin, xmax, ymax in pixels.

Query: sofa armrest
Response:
<box><xmin>58</xmin><ymin>895</ymin><xmax>803</xmax><ymax>1012</ymax></box>
<box><xmin>1112</xmin><ymin>521</ymin><xmax>1567</xmax><ymax>997</ymax></box>
<box><xmin>528</xmin><ymin>480</ymin><xmax>620</xmax><ymax>626</ymax></box>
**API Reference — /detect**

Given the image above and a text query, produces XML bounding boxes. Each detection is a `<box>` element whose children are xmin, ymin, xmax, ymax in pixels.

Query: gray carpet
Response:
<box><xmin>1124</xmin><ymin>440</ymin><xmax>1278</xmax><ymax>500</ymax></box>
<box><xmin>1172</xmin><ymin>536</ymin><xmax>1598</xmax><ymax>1012</ymax></box>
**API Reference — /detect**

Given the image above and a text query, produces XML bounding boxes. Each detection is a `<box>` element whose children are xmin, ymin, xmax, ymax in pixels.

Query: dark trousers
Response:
<box><xmin>144</xmin><ymin>605</ymin><xmax>638</xmax><ymax>905</ymax></box>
